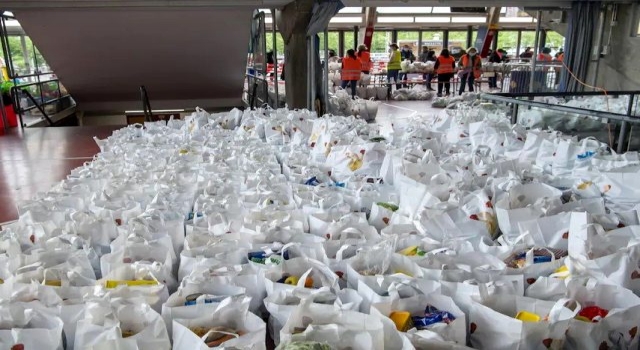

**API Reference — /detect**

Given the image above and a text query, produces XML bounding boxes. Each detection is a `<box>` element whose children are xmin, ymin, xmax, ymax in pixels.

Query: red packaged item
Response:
<box><xmin>576</xmin><ymin>306</ymin><xmax>609</xmax><ymax>322</ymax></box>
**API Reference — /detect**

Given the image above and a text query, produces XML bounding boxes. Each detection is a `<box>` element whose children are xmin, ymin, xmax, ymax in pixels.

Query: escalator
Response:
<box><xmin>11</xmin><ymin>6</ymin><xmax>255</xmax><ymax>112</ymax></box>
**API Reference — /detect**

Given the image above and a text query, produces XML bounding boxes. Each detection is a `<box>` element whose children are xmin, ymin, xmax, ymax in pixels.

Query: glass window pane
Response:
<box><xmin>448</xmin><ymin>31</ymin><xmax>469</xmax><ymax>58</ymax></box>
<box><xmin>265</xmin><ymin>32</ymin><xmax>285</xmax><ymax>59</ymax></box>
<box><xmin>7</xmin><ymin>35</ymin><xmax>35</xmax><ymax>77</ymax></box>
<box><xmin>420</xmin><ymin>31</ymin><xmax>444</xmax><ymax>55</ymax></box>
<box><xmin>520</xmin><ymin>31</ymin><xmax>536</xmax><ymax>55</ymax></box>
<box><xmin>397</xmin><ymin>31</ymin><xmax>419</xmax><ymax>55</ymax></box>
<box><xmin>343</xmin><ymin>31</ymin><xmax>355</xmax><ymax>54</ymax></box>
<box><xmin>317</xmin><ymin>32</ymin><xmax>340</xmax><ymax>60</ymax></box>
<box><xmin>369</xmin><ymin>31</ymin><xmax>392</xmax><ymax>64</ymax></box>
<box><xmin>545</xmin><ymin>30</ymin><xmax>565</xmax><ymax>56</ymax></box>
<box><xmin>496</xmin><ymin>31</ymin><xmax>519</xmax><ymax>58</ymax></box>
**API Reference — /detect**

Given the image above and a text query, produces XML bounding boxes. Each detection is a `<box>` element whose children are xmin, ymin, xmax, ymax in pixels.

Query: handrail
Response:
<box><xmin>480</xmin><ymin>93</ymin><xmax>639</xmax><ymax>123</ymax></box>
<box><xmin>12</xmin><ymin>78</ymin><xmax>60</xmax><ymax>89</ymax></box>
<box><xmin>493</xmin><ymin>90</ymin><xmax>640</xmax><ymax>98</ymax></box>
<box><xmin>140</xmin><ymin>85</ymin><xmax>152</xmax><ymax>122</ymax></box>
<box><xmin>21</xmin><ymin>88</ymin><xmax>53</xmax><ymax>126</ymax></box>
<box><xmin>480</xmin><ymin>92</ymin><xmax>638</xmax><ymax>153</ymax></box>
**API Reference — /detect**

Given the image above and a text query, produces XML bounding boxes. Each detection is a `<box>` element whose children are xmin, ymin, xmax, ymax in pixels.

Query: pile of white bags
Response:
<box><xmin>393</xmin><ymin>86</ymin><xmax>435</xmax><ymax>101</ymax></box>
<box><xmin>3</xmin><ymin>100</ymin><xmax>640</xmax><ymax>350</ymax></box>
<box><xmin>328</xmin><ymin>89</ymin><xmax>379</xmax><ymax>122</ymax></box>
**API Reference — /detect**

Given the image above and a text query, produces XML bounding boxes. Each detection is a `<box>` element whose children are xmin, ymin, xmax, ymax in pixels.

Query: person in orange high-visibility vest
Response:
<box><xmin>458</xmin><ymin>47</ymin><xmax>482</xmax><ymax>95</ymax></box>
<box><xmin>341</xmin><ymin>49</ymin><xmax>361</xmax><ymax>98</ymax></box>
<box><xmin>357</xmin><ymin>45</ymin><xmax>372</xmax><ymax>74</ymax></box>
<box><xmin>538</xmin><ymin>47</ymin><xmax>553</xmax><ymax>62</ymax></box>
<box><xmin>434</xmin><ymin>49</ymin><xmax>456</xmax><ymax>97</ymax></box>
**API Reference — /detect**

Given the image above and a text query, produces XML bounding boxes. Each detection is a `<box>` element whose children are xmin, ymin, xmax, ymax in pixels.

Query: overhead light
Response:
<box><xmin>500</xmin><ymin>17</ymin><xmax>533</xmax><ymax>23</ymax></box>
<box><xmin>451</xmin><ymin>17</ymin><xmax>486</xmax><ymax>23</ymax></box>
<box><xmin>378</xmin><ymin>16</ymin><xmax>414</xmax><ymax>23</ymax></box>
<box><xmin>414</xmin><ymin>17</ymin><xmax>450</xmax><ymax>23</ymax></box>
<box><xmin>339</xmin><ymin>7</ymin><xmax>362</xmax><ymax>14</ymax></box>
<box><xmin>377</xmin><ymin>7</ymin><xmax>431</xmax><ymax>14</ymax></box>
<box><xmin>330</xmin><ymin>16</ymin><xmax>362</xmax><ymax>23</ymax></box>
<box><xmin>432</xmin><ymin>7</ymin><xmax>451</xmax><ymax>14</ymax></box>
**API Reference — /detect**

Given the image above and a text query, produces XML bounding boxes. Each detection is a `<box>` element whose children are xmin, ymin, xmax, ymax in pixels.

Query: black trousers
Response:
<box><xmin>437</xmin><ymin>73</ymin><xmax>453</xmax><ymax>95</ymax></box>
<box><xmin>459</xmin><ymin>73</ymin><xmax>475</xmax><ymax>94</ymax></box>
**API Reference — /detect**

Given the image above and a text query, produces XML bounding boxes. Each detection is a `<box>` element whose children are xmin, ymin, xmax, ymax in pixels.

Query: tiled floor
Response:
<box><xmin>0</xmin><ymin>125</ymin><xmax>123</xmax><ymax>223</ymax></box>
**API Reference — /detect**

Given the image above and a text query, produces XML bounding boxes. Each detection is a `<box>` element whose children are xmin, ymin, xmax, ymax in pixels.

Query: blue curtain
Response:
<box><xmin>559</xmin><ymin>1</ymin><xmax>601</xmax><ymax>92</ymax></box>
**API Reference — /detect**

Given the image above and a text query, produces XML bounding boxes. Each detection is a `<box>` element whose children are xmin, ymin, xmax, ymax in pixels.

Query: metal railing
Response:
<box><xmin>140</xmin><ymin>85</ymin><xmax>152</xmax><ymax>122</ymax></box>
<box><xmin>480</xmin><ymin>91</ymin><xmax>640</xmax><ymax>153</ymax></box>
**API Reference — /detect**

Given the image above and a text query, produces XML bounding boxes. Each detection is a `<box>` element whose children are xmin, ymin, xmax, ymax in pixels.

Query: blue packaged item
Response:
<box><xmin>411</xmin><ymin>305</ymin><xmax>456</xmax><ymax>329</ymax></box>
<box><xmin>305</xmin><ymin>177</ymin><xmax>320</xmax><ymax>186</ymax></box>
<box><xmin>184</xmin><ymin>293</ymin><xmax>226</xmax><ymax>306</ymax></box>
<box><xmin>577</xmin><ymin>150</ymin><xmax>596</xmax><ymax>160</ymax></box>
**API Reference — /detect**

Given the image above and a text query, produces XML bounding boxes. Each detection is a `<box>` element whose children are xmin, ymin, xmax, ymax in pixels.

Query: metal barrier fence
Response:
<box><xmin>480</xmin><ymin>91</ymin><xmax>640</xmax><ymax>153</ymax></box>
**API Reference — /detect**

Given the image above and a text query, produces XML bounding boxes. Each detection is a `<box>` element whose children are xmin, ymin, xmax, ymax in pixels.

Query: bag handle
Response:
<box><xmin>547</xmin><ymin>298</ymin><xmax>581</xmax><ymax>323</ymax></box>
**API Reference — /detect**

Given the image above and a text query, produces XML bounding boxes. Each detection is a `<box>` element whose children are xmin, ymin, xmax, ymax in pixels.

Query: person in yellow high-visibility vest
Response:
<box><xmin>387</xmin><ymin>43</ymin><xmax>401</xmax><ymax>94</ymax></box>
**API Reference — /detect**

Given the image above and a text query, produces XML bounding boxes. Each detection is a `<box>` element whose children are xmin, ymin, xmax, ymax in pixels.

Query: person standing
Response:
<box><xmin>433</xmin><ymin>49</ymin><xmax>455</xmax><ymax>97</ymax></box>
<box><xmin>458</xmin><ymin>47</ymin><xmax>482</xmax><ymax>95</ymax></box>
<box><xmin>328</xmin><ymin>49</ymin><xmax>340</xmax><ymax>63</ymax></box>
<box><xmin>419</xmin><ymin>47</ymin><xmax>437</xmax><ymax>91</ymax></box>
<box><xmin>399</xmin><ymin>44</ymin><xmax>415</xmax><ymax>88</ymax></box>
<box><xmin>538</xmin><ymin>47</ymin><xmax>553</xmax><ymax>62</ymax></box>
<box><xmin>519</xmin><ymin>47</ymin><xmax>533</xmax><ymax>62</ymax></box>
<box><xmin>488</xmin><ymin>48</ymin><xmax>504</xmax><ymax>89</ymax></box>
<box><xmin>387</xmin><ymin>43</ymin><xmax>402</xmax><ymax>94</ymax></box>
<box><xmin>357</xmin><ymin>44</ymin><xmax>372</xmax><ymax>74</ymax></box>
<box><xmin>341</xmin><ymin>49</ymin><xmax>361</xmax><ymax>98</ymax></box>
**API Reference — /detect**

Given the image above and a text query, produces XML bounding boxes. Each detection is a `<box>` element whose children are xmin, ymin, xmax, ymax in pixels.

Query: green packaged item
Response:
<box><xmin>369</xmin><ymin>136</ymin><xmax>386</xmax><ymax>142</ymax></box>
<box><xmin>277</xmin><ymin>341</ymin><xmax>334</xmax><ymax>350</ymax></box>
<box><xmin>377</xmin><ymin>202</ymin><xmax>399</xmax><ymax>212</ymax></box>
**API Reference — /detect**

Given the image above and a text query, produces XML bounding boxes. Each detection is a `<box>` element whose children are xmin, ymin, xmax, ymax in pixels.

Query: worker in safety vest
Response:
<box><xmin>387</xmin><ymin>43</ymin><xmax>402</xmax><ymax>93</ymax></box>
<box><xmin>538</xmin><ymin>47</ymin><xmax>553</xmax><ymax>62</ymax></box>
<box><xmin>357</xmin><ymin>44</ymin><xmax>372</xmax><ymax>74</ymax></box>
<box><xmin>458</xmin><ymin>47</ymin><xmax>482</xmax><ymax>95</ymax></box>
<box><xmin>434</xmin><ymin>48</ymin><xmax>456</xmax><ymax>97</ymax></box>
<box><xmin>341</xmin><ymin>49</ymin><xmax>361</xmax><ymax>98</ymax></box>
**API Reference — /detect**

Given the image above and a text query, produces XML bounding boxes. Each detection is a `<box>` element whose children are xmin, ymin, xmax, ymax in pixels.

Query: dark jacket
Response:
<box><xmin>489</xmin><ymin>51</ymin><xmax>503</xmax><ymax>64</ymax></box>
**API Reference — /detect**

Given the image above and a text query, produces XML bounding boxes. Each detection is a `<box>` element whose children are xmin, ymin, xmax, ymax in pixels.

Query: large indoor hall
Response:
<box><xmin>0</xmin><ymin>1</ymin><xmax>639</xmax><ymax>349</ymax></box>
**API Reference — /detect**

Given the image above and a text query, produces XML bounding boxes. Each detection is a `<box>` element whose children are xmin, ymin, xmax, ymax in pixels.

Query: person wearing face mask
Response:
<box><xmin>457</xmin><ymin>47</ymin><xmax>482</xmax><ymax>95</ymax></box>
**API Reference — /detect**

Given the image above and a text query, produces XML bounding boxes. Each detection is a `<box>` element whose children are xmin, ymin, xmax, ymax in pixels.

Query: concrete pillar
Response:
<box><xmin>277</xmin><ymin>0</ymin><xmax>322</xmax><ymax>110</ymax></box>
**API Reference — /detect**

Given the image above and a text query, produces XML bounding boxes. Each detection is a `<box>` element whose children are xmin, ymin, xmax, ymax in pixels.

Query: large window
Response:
<box><xmin>448</xmin><ymin>31</ymin><xmax>468</xmax><ymax>52</ymax></box>
<box><xmin>397</xmin><ymin>31</ymin><xmax>420</xmax><ymax>55</ymax></box>
<box><xmin>6</xmin><ymin>35</ymin><xmax>48</xmax><ymax>77</ymax></box>
<box><xmin>421</xmin><ymin>31</ymin><xmax>444</xmax><ymax>55</ymax></box>
<box><xmin>520</xmin><ymin>31</ymin><xmax>536</xmax><ymax>55</ymax></box>
<box><xmin>545</xmin><ymin>30</ymin><xmax>565</xmax><ymax>55</ymax></box>
<box><xmin>265</xmin><ymin>32</ymin><xmax>285</xmax><ymax>58</ymax></box>
<box><xmin>497</xmin><ymin>31</ymin><xmax>519</xmax><ymax>57</ymax></box>
<box><xmin>317</xmin><ymin>32</ymin><xmax>340</xmax><ymax>60</ymax></box>
<box><xmin>370</xmin><ymin>31</ymin><xmax>393</xmax><ymax>62</ymax></box>
<box><xmin>343</xmin><ymin>31</ymin><xmax>356</xmax><ymax>54</ymax></box>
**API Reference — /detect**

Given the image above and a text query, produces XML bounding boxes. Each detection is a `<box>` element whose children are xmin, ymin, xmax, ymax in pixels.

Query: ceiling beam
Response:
<box><xmin>2</xmin><ymin>0</ymin><xmax>634</xmax><ymax>9</ymax></box>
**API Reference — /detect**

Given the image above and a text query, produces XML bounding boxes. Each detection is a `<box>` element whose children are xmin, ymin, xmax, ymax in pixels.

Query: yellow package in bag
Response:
<box><xmin>105</xmin><ymin>280</ymin><xmax>158</xmax><ymax>289</ymax></box>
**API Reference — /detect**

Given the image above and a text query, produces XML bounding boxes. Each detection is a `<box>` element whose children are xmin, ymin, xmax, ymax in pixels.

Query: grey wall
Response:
<box><xmin>591</xmin><ymin>4</ymin><xmax>640</xmax><ymax>90</ymax></box>
<box><xmin>14</xmin><ymin>7</ymin><xmax>253</xmax><ymax>112</ymax></box>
